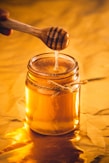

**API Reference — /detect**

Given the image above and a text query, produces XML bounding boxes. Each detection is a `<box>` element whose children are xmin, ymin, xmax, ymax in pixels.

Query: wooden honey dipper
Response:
<box><xmin>0</xmin><ymin>17</ymin><xmax>69</xmax><ymax>50</ymax></box>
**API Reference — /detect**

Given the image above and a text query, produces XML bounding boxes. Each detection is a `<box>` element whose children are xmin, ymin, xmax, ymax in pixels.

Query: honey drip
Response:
<box><xmin>54</xmin><ymin>51</ymin><xmax>59</xmax><ymax>71</ymax></box>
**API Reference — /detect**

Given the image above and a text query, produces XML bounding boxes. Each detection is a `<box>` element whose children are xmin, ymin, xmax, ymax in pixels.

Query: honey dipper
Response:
<box><xmin>0</xmin><ymin>17</ymin><xmax>69</xmax><ymax>50</ymax></box>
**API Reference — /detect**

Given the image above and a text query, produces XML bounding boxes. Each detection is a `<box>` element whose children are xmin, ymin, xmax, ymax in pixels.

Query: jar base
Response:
<box><xmin>27</xmin><ymin>120</ymin><xmax>80</xmax><ymax>136</ymax></box>
<box><xmin>30</xmin><ymin>127</ymin><xmax>80</xmax><ymax>137</ymax></box>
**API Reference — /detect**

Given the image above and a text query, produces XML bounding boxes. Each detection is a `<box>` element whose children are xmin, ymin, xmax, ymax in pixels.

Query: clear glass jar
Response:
<box><xmin>25</xmin><ymin>52</ymin><xmax>80</xmax><ymax>136</ymax></box>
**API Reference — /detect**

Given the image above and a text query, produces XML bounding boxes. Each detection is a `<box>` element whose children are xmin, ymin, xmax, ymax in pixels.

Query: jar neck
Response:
<box><xmin>26</xmin><ymin>53</ymin><xmax>80</xmax><ymax>91</ymax></box>
<box><xmin>26</xmin><ymin>71</ymin><xmax>80</xmax><ymax>92</ymax></box>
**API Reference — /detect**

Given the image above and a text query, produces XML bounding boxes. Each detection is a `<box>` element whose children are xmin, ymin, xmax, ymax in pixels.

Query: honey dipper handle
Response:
<box><xmin>0</xmin><ymin>18</ymin><xmax>41</xmax><ymax>37</ymax></box>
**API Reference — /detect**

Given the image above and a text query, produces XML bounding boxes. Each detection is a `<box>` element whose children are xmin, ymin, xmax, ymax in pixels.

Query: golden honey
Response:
<box><xmin>25</xmin><ymin>52</ymin><xmax>80</xmax><ymax>135</ymax></box>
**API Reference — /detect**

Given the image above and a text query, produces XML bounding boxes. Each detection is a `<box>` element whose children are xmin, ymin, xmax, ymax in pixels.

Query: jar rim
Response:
<box><xmin>28</xmin><ymin>52</ymin><xmax>79</xmax><ymax>78</ymax></box>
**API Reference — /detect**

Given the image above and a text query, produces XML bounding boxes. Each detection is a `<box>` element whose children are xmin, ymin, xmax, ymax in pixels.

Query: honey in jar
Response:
<box><xmin>25</xmin><ymin>52</ymin><xmax>80</xmax><ymax>135</ymax></box>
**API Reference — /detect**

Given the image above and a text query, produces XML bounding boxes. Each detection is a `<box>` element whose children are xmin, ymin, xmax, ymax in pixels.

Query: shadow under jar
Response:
<box><xmin>25</xmin><ymin>52</ymin><xmax>80</xmax><ymax>136</ymax></box>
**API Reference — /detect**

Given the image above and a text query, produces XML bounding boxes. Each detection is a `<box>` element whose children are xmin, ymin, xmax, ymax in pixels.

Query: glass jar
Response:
<box><xmin>25</xmin><ymin>52</ymin><xmax>80</xmax><ymax>136</ymax></box>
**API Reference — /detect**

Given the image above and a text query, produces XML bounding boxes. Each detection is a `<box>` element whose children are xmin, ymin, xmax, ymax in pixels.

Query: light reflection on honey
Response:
<box><xmin>26</xmin><ymin>84</ymin><xmax>80</xmax><ymax>135</ymax></box>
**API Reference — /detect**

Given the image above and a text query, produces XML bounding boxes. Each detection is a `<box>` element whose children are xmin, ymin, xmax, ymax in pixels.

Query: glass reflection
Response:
<box><xmin>0</xmin><ymin>127</ymin><xmax>85</xmax><ymax>163</ymax></box>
